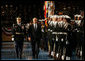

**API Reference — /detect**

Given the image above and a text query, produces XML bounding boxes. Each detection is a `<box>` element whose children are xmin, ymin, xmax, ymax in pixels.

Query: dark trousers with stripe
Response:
<box><xmin>14</xmin><ymin>40</ymin><xmax>24</xmax><ymax>59</ymax></box>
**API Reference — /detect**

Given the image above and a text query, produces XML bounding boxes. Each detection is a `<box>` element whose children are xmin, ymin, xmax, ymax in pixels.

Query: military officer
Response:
<box><xmin>50</xmin><ymin>15</ymin><xmax>58</xmax><ymax>59</ymax></box>
<box><xmin>80</xmin><ymin>17</ymin><xmax>84</xmax><ymax>60</ymax></box>
<box><xmin>57</xmin><ymin>15</ymin><xmax>63</xmax><ymax>59</ymax></box>
<box><xmin>63</xmin><ymin>15</ymin><xmax>72</xmax><ymax>60</ymax></box>
<box><xmin>47</xmin><ymin>16</ymin><xmax>53</xmax><ymax>57</ymax></box>
<box><xmin>12</xmin><ymin>17</ymin><xmax>26</xmax><ymax>59</ymax></box>
<box><xmin>41</xmin><ymin>21</ymin><xmax>47</xmax><ymax>50</ymax></box>
<box><xmin>56</xmin><ymin>15</ymin><xmax>69</xmax><ymax>60</ymax></box>
<box><xmin>74</xmin><ymin>15</ymin><xmax>83</xmax><ymax>58</ymax></box>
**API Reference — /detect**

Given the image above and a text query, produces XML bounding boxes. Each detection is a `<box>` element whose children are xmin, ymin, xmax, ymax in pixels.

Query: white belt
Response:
<box><xmin>52</xmin><ymin>32</ymin><xmax>67</xmax><ymax>35</ymax></box>
<box><xmin>50</xmin><ymin>30</ymin><xmax>53</xmax><ymax>32</ymax></box>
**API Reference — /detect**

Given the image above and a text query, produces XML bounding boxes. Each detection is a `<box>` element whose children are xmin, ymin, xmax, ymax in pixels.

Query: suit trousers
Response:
<box><xmin>31</xmin><ymin>39</ymin><xmax>40</xmax><ymax>58</ymax></box>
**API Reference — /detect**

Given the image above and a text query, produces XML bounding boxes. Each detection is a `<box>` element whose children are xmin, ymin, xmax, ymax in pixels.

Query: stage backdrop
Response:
<box><xmin>2</xmin><ymin>27</ymin><xmax>27</xmax><ymax>41</ymax></box>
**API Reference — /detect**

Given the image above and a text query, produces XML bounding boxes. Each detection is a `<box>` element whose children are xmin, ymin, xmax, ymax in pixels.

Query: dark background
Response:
<box><xmin>0</xmin><ymin>0</ymin><xmax>84</xmax><ymax>26</ymax></box>
<box><xmin>0</xmin><ymin>0</ymin><xmax>84</xmax><ymax>59</ymax></box>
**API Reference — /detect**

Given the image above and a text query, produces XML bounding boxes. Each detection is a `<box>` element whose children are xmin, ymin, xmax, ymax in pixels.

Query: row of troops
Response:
<box><xmin>12</xmin><ymin>14</ymin><xmax>84</xmax><ymax>60</ymax></box>
<box><xmin>41</xmin><ymin>15</ymin><xmax>84</xmax><ymax>60</ymax></box>
<box><xmin>47</xmin><ymin>15</ymin><xmax>71</xmax><ymax>60</ymax></box>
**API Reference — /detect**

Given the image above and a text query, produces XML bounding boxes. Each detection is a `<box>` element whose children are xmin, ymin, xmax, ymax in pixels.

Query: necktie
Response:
<box><xmin>18</xmin><ymin>23</ymin><xmax>21</xmax><ymax>26</ymax></box>
<box><xmin>34</xmin><ymin>24</ymin><xmax>36</xmax><ymax>30</ymax></box>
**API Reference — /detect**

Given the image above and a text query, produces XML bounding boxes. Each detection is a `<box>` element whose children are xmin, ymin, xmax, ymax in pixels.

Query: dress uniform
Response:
<box><xmin>50</xmin><ymin>15</ymin><xmax>58</xmax><ymax>58</ymax></box>
<box><xmin>74</xmin><ymin>15</ymin><xmax>83</xmax><ymax>58</ymax></box>
<box><xmin>63</xmin><ymin>15</ymin><xmax>72</xmax><ymax>60</ymax></box>
<box><xmin>41</xmin><ymin>21</ymin><xmax>47</xmax><ymax>50</ymax></box>
<box><xmin>80</xmin><ymin>18</ymin><xmax>84</xmax><ymax>59</ymax></box>
<box><xmin>47</xmin><ymin>16</ymin><xmax>53</xmax><ymax>57</ymax></box>
<box><xmin>12</xmin><ymin>17</ymin><xmax>26</xmax><ymax>59</ymax></box>
<box><xmin>54</xmin><ymin>15</ymin><xmax>69</xmax><ymax>60</ymax></box>
<box><xmin>57</xmin><ymin>16</ymin><xmax>63</xmax><ymax>58</ymax></box>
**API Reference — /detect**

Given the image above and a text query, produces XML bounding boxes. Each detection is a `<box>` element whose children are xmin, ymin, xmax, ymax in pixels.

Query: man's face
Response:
<box><xmin>63</xmin><ymin>18</ymin><xmax>67</xmax><ymax>22</ymax></box>
<box><xmin>17</xmin><ymin>18</ymin><xmax>21</xmax><ymax>23</ymax></box>
<box><xmin>59</xmin><ymin>17</ymin><xmax>62</xmax><ymax>21</ymax></box>
<box><xmin>33</xmin><ymin>18</ymin><xmax>37</xmax><ymax>24</ymax></box>
<box><xmin>56</xmin><ymin>18</ymin><xmax>58</xmax><ymax>21</ymax></box>
<box><xmin>52</xmin><ymin>17</ymin><xmax>56</xmax><ymax>21</ymax></box>
<box><xmin>48</xmin><ymin>17</ymin><xmax>50</xmax><ymax>21</ymax></box>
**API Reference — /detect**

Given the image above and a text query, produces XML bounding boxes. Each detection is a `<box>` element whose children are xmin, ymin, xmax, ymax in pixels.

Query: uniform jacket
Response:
<box><xmin>12</xmin><ymin>23</ymin><xmax>26</xmax><ymax>41</ymax></box>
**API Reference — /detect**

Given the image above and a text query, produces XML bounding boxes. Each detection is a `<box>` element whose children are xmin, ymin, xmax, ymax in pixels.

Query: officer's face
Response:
<box><xmin>57</xmin><ymin>18</ymin><xmax>59</xmax><ymax>22</ymax></box>
<box><xmin>63</xmin><ymin>18</ymin><xmax>66</xmax><ymax>22</ymax></box>
<box><xmin>17</xmin><ymin>18</ymin><xmax>21</xmax><ymax>23</ymax></box>
<box><xmin>56</xmin><ymin>18</ymin><xmax>58</xmax><ymax>21</ymax></box>
<box><xmin>48</xmin><ymin>17</ymin><xmax>51</xmax><ymax>21</ymax></box>
<box><xmin>59</xmin><ymin>17</ymin><xmax>62</xmax><ymax>21</ymax></box>
<box><xmin>53</xmin><ymin>17</ymin><xmax>56</xmax><ymax>21</ymax></box>
<box><xmin>48</xmin><ymin>17</ymin><xmax>50</xmax><ymax>20</ymax></box>
<box><xmin>33</xmin><ymin>18</ymin><xmax>37</xmax><ymax>24</ymax></box>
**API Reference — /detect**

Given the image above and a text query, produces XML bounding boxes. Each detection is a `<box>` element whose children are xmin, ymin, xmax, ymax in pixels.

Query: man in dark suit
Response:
<box><xmin>12</xmin><ymin>17</ymin><xmax>26</xmax><ymax>59</ymax></box>
<box><xmin>28</xmin><ymin>17</ymin><xmax>42</xmax><ymax>59</ymax></box>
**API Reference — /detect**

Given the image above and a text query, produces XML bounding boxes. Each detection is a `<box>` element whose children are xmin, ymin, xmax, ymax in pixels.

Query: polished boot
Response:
<box><xmin>20</xmin><ymin>54</ymin><xmax>22</xmax><ymax>59</ymax></box>
<box><xmin>53</xmin><ymin>53</ymin><xmax>57</xmax><ymax>60</ymax></box>
<box><xmin>35</xmin><ymin>54</ymin><xmax>38</xmax><ymax>59</ymax></box>
<box><xmin>48</xmin><ymin>51</ymin><xmax>51</xmax><ymax>57</ymax></box>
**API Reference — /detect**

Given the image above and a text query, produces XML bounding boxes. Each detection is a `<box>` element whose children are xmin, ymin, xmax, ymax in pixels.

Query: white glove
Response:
<box><xmin>61</xmin><ymin>38</ymin><xmax>64</xmax><ymax>42</ymax></box>
<box><xmin>66</xmin><ymin>41</ymin><xmax>69</xmax><ymax>45</ymax></box>
<box><xmin>56</xmin><ymin>53</ymin><xmax>59</xmax><ymax>58</ymax></box>
<box><xmin>41</xmin><ymin>29</ymin><xmax>44</xmax><ymax>32</ymax></box>
<box><xmin>51</xmin><ymin>51</ymin><xmax>54</xmax><ymax>56</ymax></box>
<box><xmin>56</xmin><ymin>36</ymin><xmax>58</xmax><ymax>42</ymax></box>
<box><xmin>12</xmin><ymin>38</ymin><xmax>14</xmax><ymax>41</ymax></box>
<box><xmin>61</xmin><ymin>55</ymin><xmax>65</xmax><ymax>60</ymax></box>
<box><xmin>80</xmin><ymin>51</ymin><xmax>82</xmax><ymax>56</ymax></box>
<box><xmin>56</xmin><ymin>38</ymin><xmax>58</xmax><ymax>42</ymax></box>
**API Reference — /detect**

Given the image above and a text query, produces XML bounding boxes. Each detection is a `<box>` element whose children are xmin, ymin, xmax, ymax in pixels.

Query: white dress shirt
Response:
<box><xmin>17</xmin><ymin>23</ymin><xmax>21</xmax><ymax>26</ymax></box>
<box><xmin>34</xmin><ymin>23</ymin><xmax>37</xmax><ymax>30</ymax></box>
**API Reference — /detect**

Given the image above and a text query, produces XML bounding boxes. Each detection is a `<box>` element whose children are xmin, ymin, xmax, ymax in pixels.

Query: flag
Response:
<box><xmin>44</xmin><ymin>1</ymin><xmax>48</xmax><ymax>18</ymax></box>
<box><xmin>44</xmin><ymin>1</ymin><xmax>48</xmax><ymax>26</ymax></box>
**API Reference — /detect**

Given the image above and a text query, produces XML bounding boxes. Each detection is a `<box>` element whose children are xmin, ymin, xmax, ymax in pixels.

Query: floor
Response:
<box><xmin>1</xmin><ymin>42</ymin><xmax>83</xmax><ymax>60</ymax></box>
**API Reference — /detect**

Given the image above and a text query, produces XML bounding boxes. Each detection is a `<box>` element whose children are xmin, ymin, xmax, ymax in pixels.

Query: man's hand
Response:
<box><xmin>12</xmin><ymin>38</ymin><xmax>14</xmax><ymax>41</ymax></box>
<box><xmin>28</xmin><ymin>37</ymin><xmax>31</xmax><ymax>41</ymax></box>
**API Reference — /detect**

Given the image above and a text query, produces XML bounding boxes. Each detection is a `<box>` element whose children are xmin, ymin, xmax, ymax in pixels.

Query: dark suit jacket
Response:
<box><xmin>28</xmin><ymin>23</ymin><xmax>42</xmax><ymax>42</ymax></box>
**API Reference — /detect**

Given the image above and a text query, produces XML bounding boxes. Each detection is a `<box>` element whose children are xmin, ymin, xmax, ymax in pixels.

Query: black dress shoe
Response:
<box><xmin>36</xmin><ymin>56</ymin><xmax>38</xmax><ymax>59</ymax></box>
<box><xmin>35</xmin><ymin>54</ymin><xmax>38</xmax><ymax>59</ymax></box>
<box><xmin>48</xmin><ymin>53</ymin><xmax>51</xmax><ymax>57</ymax></box>
<box><xmin>57</xmin><ymin>55</ymin><xmax>62</xmax><ymax>60</ymax></box>
<box><xmin>16</xmin><ymin>55</ymin><xmax>19</xmax><ymax>59</ymax></box>
<box><xmin>20</xmin><ymin>56</ymin><xmax>22</xmax><ymax>59</ymax></box>
<box><xmin>50</xmin><ymin>55</ymin><xmax>53</xmax><ymax>58</ymax></box>
<box><xmin>33</xmin><ymin>56</ymin><xmax>35</xmax><ymax>59</ymax></box>
<box><xmin>53</xmin><ymin>53</ymin><xmax>56</xmax><ymax>59</ymax></box>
